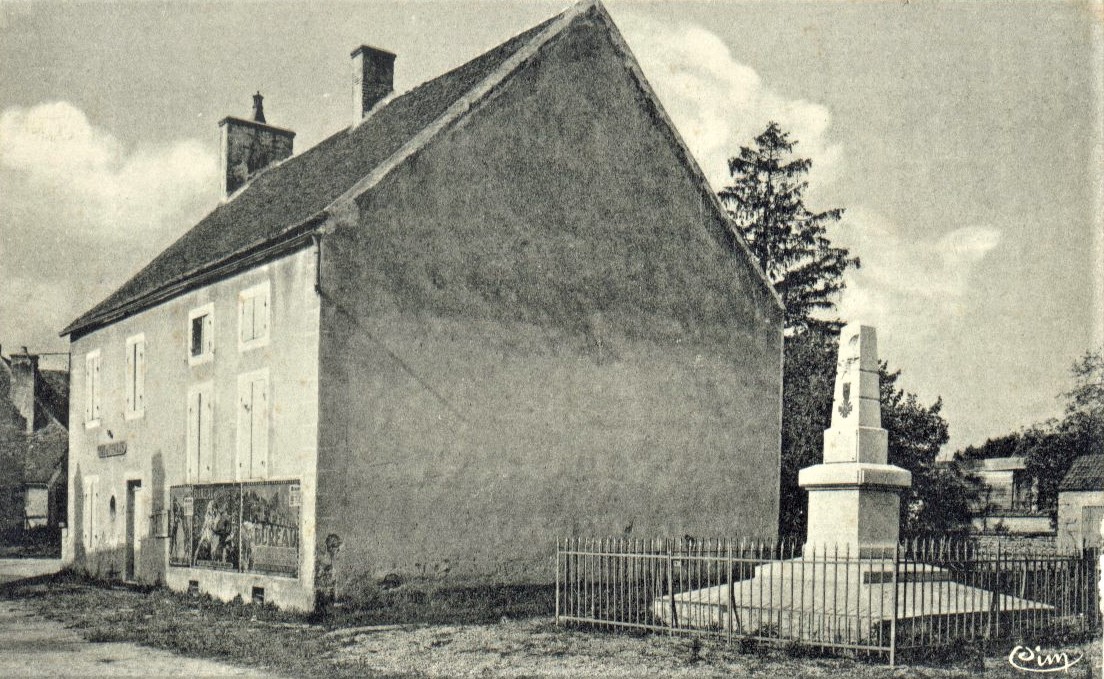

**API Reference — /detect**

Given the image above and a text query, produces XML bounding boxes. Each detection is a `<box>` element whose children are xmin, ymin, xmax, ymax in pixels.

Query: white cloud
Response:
<box><xmin>616</xmin><ymin>12</ymin><xmax>842</xmax><ymax>190</ymax></box>
<box><xmin>0</xmin><ymin>101</ymin><xmax>216</xmax><ymax>348</ymax></box>
<box><xmin>833</xmin><ymin>207</ymin><xmax>1001</xmax><ymax>332</ymax></box>
<box><xmin>0</xmin><ymin>101</ymin><xmax>216</xmax><ymax>240</ymax></box>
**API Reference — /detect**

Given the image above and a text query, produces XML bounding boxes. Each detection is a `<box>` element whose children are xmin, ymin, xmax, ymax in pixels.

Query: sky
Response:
<box><xmin>0</xmin><ymin>0</ymin><xmax>1099</xmax><ymax>454</ymax></box>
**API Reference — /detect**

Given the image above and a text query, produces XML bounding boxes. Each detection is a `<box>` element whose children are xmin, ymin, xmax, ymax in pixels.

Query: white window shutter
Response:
<box><xmin>85</xmin><ymin>355</ymin><xmax>94</xmax><ymax>422</ymax></box>
<box><xmin>201</xmin><ymin>389</ymin><xmax>214</xmax><ymax>480</ymax></box>
<box><xmin>186</xmin><ymin>395</ymin><xmax>198</xmax><ymax>482</ymax></box>
<box><xmin>237</xmin><ymin>382</ymin><xmax>249</xmax><ymax>480</ymax></box>
<box><xmin>136</xmin><ymin>341</ymin><xmax>145</xmax><ymax>411</ymax></box>
<box><xmin>92</xmin><ymin>357</ymin><xmax>101</xmax><ymax>420</ymax></box>
<box><xmin>241</xmin><ymin>295</ymin><xmax>252</xmax><ymax>342</ymax></box>
<box><xmin>205</xmin><ymin>314</ymin><xmax>214</xmax><ymax>356</ymax></box>
<box><xmin>259</xmin><ymin>293</ymin><xmax>269</xmax><ymax>339</ymax></box>
<box><xmin>125</xmin><ymin>345</ymin><xmax>135</xmax><ymax>413</ymax></box>
<box><xmin>254</xmin><ymin>377</ymin><xmax>269</xmax><ymax>478</ymax></box>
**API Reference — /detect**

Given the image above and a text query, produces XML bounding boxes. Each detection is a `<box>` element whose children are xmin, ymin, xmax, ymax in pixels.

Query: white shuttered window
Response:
<box><xmin>238</xmin><ymin>282</ymin><xmax>270</xmax><ymax>350</ymax></box>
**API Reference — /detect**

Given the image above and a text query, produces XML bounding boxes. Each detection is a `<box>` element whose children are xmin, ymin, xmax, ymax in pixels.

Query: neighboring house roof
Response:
<box><xmin>973</xmin><ymin>456</ymin><xmax>1027</xmax><ymax>472</ymax></box>
<box><xmin>0</xmin><ymin>357</ymin><xmax>68</xmax><ymax>489</ymax></box>
<box><xmin>38</xmin><ymin>369</ymin><xmax>69</xmax><ymax>428</ymax></box>
<box><xmin>62</xmin><ymin>0</ymin><xmax>780</xmax><ymax>339</ymax></box>
<box><xmin>23</xmin><ymin>421</ymin><xmax>67</xmax><ymax>486</ymax></box>
<box><xmin>1060</xmin><ymin>454</ymin><xmax>1104</xmax><ymax>493</ymax></box>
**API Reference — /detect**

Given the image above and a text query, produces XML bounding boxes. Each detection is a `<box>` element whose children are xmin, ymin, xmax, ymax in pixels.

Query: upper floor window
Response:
<box><xmin>125</xmin><ymin>334</ymin><xmax>146</xmax><ymax>419</ymax></box>
<box><xmin>84</xmin><ymin>349</ymin><xmax>102</xmax><ymax>428</ymax></box>
<box><xmin>188</xmin><ymin>303</ymin><xmax>214</xmax><ymax>365</ymax></box>
<box><xmin>238</xmin><ymin>282</ymin><xmax>270</xmax><ymax>351</ymax></box>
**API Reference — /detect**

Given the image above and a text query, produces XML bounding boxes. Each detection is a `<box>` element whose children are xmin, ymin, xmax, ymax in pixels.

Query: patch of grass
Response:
<box><xmin>0</xmin><ymin>526</ymin><xmax>61</xmax><ymax>558</ymax></box>
<box><xmin>0</xmin><ymin>571</ymin><xmax>396</xmax><ymax>678</ymax></box>
<box><xmin>317</xmin><ymin>580</ymin><xmax>556</xmax><ymax>628</ymax></box>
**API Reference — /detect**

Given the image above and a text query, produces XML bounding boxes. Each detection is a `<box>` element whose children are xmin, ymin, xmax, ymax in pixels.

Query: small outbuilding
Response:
<box><xmin>1057</xmin><ymin>454</ymin><xmax>1104</xmax><ymax>551</ymax></box>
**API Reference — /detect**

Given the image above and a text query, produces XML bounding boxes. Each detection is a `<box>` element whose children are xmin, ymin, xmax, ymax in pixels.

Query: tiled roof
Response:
<box><xmin>62</xmin><ymin>0</ymin><xmax>782</xmax><ymax>338</ymax></box>
<box><xmin>37</xmin><ymin>369</ymin><xmax>69</xmax><ymax>428</ymax></box>
<box><xmin>1060</xmin><ymin>454</ymin><xmax>1104</xmax><ymax>493</ymax></box>
<box><xmin>61</xmin><ymin>12</ymin><xmax>561</xmax><ymax>338</ymax></box>
<box><xmin>23</xmin><ymin>421</ymin><xmax>67</xmax><ymax>485</ymax></box>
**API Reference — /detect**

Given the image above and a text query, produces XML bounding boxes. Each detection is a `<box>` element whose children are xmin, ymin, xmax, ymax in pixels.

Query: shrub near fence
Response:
<box><xmin>555</xmin><ymin>537</ymin><xmax>1101</xmax><ymax>666</ymax></box>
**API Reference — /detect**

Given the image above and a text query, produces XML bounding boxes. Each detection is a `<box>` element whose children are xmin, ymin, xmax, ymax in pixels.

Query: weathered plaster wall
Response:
<box><xmin>316</xmin><ymin>15</ymin><xmax>782</xmax><ymax>592</ymax></box>
<box><xmin>68</xmin><ymin>247</ymin><xmax>320</xmax><ymax>610</ymax></box>
<box><xmin>1058</xmin><ymin>490</ymin><xmax>1104</xmax><ymax>552</ymax></box>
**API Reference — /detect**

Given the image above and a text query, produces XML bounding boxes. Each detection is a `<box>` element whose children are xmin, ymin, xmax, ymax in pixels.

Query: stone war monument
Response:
<box><xmin>799</xmin><ymin>324</ymin><xmax>910</xmax><ymax>557</ymax></box>
<box><xmin>654</xmin><ymin>324</ymin><xmax>1051</xmax><ymax>643</ymax></box>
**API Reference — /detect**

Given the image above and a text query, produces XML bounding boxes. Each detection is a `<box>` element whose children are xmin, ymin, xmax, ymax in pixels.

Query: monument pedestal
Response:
<box><xmin>800</xmin><ymin>462</ymin><xmax>910</xmax><ymax>557</ymax></box>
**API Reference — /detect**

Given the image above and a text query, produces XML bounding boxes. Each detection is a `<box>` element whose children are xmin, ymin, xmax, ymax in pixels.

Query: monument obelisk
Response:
<box><xmin>798</xmin><ymin>324</ymin><xmax>911</xmax><ymax>557</ymax></box>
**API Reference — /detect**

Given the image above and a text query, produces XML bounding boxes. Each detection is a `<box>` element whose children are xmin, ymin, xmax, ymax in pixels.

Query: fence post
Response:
<box><xmin>667</xmin><ymin>539</ymin><xmax>678</xmax><ymax>633</ymax></box>
<box><xmin>727</xmin><ymin>548</ymin><xmax>736</xmax><ymax>638</ymax></box>
<box><xmin>889</xmin><ymin>543</ymin><xmax>899</xmax><ymax>667</ymax></box>
<box><xmin>555</xmin><ymin>538</ymin><xmax>561</xmax><ymax>627</ymax></box>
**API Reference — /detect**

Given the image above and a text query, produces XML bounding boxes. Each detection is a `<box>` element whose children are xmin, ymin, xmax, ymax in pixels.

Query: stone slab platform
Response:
<box><xmin>652</xmin><ymin>558</ymin><xmax>1053</xmax><ymax>643</ymax></box>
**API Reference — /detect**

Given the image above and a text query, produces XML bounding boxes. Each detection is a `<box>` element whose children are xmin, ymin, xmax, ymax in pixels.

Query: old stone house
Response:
<box><xmin>962</xmin><ymin>456</ymin><xmax>1051</xmax><ymax>535</ymax></box>
<box><xmin>62</xmin><ymin>0</ymin><xmax>783</xmax><ymax>609</ymax></box>
<box><xmin>0</xmin><ymin>348</ymin><xmax>68</xmax><ymax>534</ymax></box>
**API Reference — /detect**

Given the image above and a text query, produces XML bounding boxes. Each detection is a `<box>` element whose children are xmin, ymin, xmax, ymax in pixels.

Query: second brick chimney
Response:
<box><xmin>351</xmin><ymin>45</ymin><xmax>396</xmax><ymax>126</ymax></box>
<box><xmin>219</xmin><ymin>93</ymin><xmax>295</xmax><ymax>199</ymax></box>
<box><xmin>10</xmin><ymin>348</ymin><xmax>38</xmax><ymax>434</ymax></box>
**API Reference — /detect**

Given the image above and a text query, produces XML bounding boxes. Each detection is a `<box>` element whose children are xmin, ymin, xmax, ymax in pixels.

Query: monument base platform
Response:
<box><xmin>652</xmin><ymin>557</ymin><xmax>1053</xmax><ymax>644</ymax></box>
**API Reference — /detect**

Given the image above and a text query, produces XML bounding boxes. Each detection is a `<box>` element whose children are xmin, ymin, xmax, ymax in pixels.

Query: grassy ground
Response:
<box><xmin>0</xmin><ymin>527</ymin><xmax>61</xmax><ymax>559</ymax></box>
<box><xmin>1</xmin><ymin>571</ymin><xmax>1099</xmax><ymax>678</ymax></box>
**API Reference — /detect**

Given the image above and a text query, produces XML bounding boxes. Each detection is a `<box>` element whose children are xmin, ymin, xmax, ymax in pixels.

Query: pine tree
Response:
<box><xmin>719</xmin><ymin>122</ymin><xmax>858</xmax><ymax>332</ymax></box>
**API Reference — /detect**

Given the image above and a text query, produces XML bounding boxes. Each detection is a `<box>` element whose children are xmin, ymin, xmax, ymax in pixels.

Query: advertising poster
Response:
<box><xmin>168</xmin><ymin>485</ymin><xmax>194</xmax><ymax>567</ymax></box>
<box><xmin>241</xmin><ymin>482</ymin><xmax>301</xmax><ymax>577</ymax></box>
<box><xmin>191</xmin><ymin>483</ymin><xmax>241</xmax><ymax>571</ymax></box>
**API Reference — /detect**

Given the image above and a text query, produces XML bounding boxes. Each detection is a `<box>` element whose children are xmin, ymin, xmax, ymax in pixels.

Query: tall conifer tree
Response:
<box><xmin>719</xmin><ymin>122</ymin><xmax>857</xmax><ymax>333</ymax></box>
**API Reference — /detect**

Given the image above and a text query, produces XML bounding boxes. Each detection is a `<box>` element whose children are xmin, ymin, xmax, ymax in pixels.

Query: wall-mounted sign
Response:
<box><xmin>97</xmin><ymin>441</ymin><xmax>127</xmax><ymax>458</ymax></box>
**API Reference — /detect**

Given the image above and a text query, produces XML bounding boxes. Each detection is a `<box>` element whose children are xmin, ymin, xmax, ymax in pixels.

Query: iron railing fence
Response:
<box><xmin>555</xmin><ymin>537</ymin><xmax>1100</xmax><ymax>666</ymax></box>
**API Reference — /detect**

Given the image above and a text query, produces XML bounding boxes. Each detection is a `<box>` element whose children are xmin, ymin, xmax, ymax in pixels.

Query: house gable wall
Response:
<box><xmin>316</xmin><ymin>15</ymin><xmax>782</xmax><ymax>591</ymax></box>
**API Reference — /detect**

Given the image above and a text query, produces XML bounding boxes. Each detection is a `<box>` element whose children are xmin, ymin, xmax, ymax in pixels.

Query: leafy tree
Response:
<box><xmin>881</xmin><ymin>364</ymin><xmax>976</xmax><ymax>536</ymax></box>
<box><xmin>1018</xmin><ymin>349</ymin><xmax>1104</xmax><ymax>520</ymax></box>
<box><xmin>778</xmin><ymin>330</ymin><xmax>837</xmax><ymax>535</ymax></box>
<box><xmin>719</xmin><ymin>121</ymin><xmax>858</xmax><ymax>333</ymax></box>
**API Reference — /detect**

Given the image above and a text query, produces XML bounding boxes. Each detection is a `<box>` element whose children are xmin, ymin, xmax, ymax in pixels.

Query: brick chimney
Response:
<box><xmin>10</xmin><ymin>348</ymin><xmax>38</xmax><ymax>434</ymax></box>
<box><xmin>219</xmin><ymin>93</ymin><xmax>295</xmax><ymax>199</ymax></box>
<box><xmin>351</xmin><ymin>45</ymin><xmax>396</xmax><ymax>126</ymax></box>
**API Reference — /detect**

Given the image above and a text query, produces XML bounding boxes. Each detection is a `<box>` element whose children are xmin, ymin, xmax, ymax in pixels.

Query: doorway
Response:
<box><xmin>125</xmin><ymin>480</ymin><xmax>142</xmax><ymax>581</ymax></box>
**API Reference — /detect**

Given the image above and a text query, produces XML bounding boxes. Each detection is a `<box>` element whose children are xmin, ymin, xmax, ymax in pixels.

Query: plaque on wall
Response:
<box><xmin>97</xmin><ymin>441</ymin><xmax>127</xmax><ymax>458</ymax></box>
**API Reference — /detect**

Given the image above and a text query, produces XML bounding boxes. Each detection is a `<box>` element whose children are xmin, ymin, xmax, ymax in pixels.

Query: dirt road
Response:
<box><xmin>0</xmin><ymin>560</ymin><xmax>268</xmax><ymax>678</ymax></box>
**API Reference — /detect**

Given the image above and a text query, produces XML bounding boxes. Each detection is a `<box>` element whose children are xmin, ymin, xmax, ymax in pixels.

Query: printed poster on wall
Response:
<box><xmin>241</xmin><ymin>482</ymin><xmax>301</xmax><ymax>577</ymax></box>
<box><xmin>191</xmin><ymin>483</ymin><xmax>241</xmax><ymax>571</ymax></box>
<box><xmin>168</xmin><ymin>485</ymin><xmax>194</xmax><ymax>567</ymax></box>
